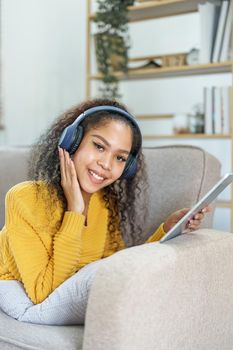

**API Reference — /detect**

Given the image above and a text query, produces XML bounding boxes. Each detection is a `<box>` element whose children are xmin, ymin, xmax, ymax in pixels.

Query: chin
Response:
<box><xmin>81</xmin><ymin>185</ymin><xmax>97</xmax><ymax>195</ymax></box>
<box><xmin>80</xmin><ymin>181</ymin><xmax>102</xmax><ymax>194</ymax></box>
<box><xmin>79</xmin><ymin>174</ymin><xmax>115</xmax><ymax>194</ymax></box>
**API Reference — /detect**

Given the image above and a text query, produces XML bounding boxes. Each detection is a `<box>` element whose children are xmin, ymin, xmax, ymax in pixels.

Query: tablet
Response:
<box><xmin>160</xmin><ymin>173</ymin><xmax>233</xmax><ymax>243</ymax></box>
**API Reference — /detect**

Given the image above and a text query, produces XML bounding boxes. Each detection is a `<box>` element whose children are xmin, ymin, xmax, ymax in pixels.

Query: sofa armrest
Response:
<box><xmin>83</xmin><ymin>229</ymin><xmax>233</xmax><ymax>350</ymax></box>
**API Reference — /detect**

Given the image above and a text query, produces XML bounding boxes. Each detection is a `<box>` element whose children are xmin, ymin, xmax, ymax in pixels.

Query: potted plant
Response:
<box><xmin>94</xmin><ymin>0</ymin><xmax>135</xmax><ymax>99</ymax></box>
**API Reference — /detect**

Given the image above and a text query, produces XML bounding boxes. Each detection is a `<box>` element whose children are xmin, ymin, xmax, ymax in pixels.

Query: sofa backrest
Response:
<box><xmin>0</xmin><ymin>145</ymin><xmax>221</xmax><ymax>234</ymax></box>
<box><xmin>0</xmin><ymin>147</ymin><xmax>30</xmax><ymax>227</ymax></box>
<box><xmin>140</xmin><ymin>145</ymin><xmax>221</xmax><ymax>243</ymax></box>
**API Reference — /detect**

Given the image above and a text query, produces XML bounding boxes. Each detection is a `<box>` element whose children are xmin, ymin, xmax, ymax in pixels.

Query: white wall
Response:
<box><xmin>0</xmin><ymin>0</ymin><xmax>86</xmax><ymax>146</ymax></box>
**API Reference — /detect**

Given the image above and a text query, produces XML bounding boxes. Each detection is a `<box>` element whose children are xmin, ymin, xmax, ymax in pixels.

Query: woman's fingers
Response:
<box><xmin>70</xmin><ymin>158</ymin><xmax>78</xmax><ymax>180</ymax></box>
<box><xmin>188</xmin><ymin>219</ymin><xmax>201</xmax><ymax>227</ymax></box>
<box><xmin>59</xmin><ymin>147</ymin><xmax>76</xmax><ymax>184</ymax></box>
<box><xmin>187</xmin><ymin>206</ymin><xmax>211</xmax><ymax>230</ymax></box>
<box><xmin>201</xmin><ymin>205</ymin><xmax>211</xmax><ymax>213</ymax></box>
<box><xmin>194</xmin><ymin>213</ymin><xmax>204</xmax><ymax>220</ymax></box>
<box><xmin>64</xmin><ymin>149</ymin><xmax>71</xmax><ymax>179</ymax></box>
<box><xmin>58</xmin><ymin>147</ymin><xmax>84</xmax><ymax>213</ymax></box>
<box><xmin>58</xmin><ymin>147</ymin><xmax>66</xmax><ymax>181</ymax></box>
<box><xmin>60</xmin><ymin>148</ymin><xmax>69</xmax><ymax>180</ymax></box>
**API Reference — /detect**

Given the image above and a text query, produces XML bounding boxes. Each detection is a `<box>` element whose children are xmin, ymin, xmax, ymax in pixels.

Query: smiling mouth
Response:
<box><xmin>88</xmin><ymin>169</ymin><xmax>106</xmax><ymax>182</ymax></box>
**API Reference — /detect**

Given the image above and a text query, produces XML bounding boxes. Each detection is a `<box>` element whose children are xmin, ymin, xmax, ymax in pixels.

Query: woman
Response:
<box><xmin>0</xmin><ymin>98</ymin><xmax>209</xmax><ymax>325</ymax></box>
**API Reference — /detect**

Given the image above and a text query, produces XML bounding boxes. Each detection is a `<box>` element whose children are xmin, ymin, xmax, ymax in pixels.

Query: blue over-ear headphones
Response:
<box><xmin>58</xmin><ymin>105</ymin><xmax>142</xmax><ymax>179</ymax></box>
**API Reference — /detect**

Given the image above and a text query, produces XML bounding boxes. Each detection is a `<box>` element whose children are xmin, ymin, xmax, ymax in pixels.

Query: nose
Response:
<box><xmin>97</xmin><ymin>153</ymin><xmax>112</xmax><ymax>171</ymax></box>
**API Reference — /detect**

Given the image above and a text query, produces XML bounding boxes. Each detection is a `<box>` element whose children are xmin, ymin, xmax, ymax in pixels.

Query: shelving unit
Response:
<box><xmin>86</xmin><ymin>1</ymin><xmax>232</xmax><ymax>89</ymax></box>
<box><xmin>90</xmin><ymin>61</ymin><xmax>232</xmax><ymax>80</ymax></box>
<box><xmin>127</xmin><ymin>0</ymin><xmax>201</xmax><ymax>21</ymax></box>
<box><xmin>86</xmin><ymin>0</ymin><xmax>233</xmax><ymax>230</ymax></box>
<box><xmin>89</xmin><ymin>0</ymin><xmax>201</xmax><ymax>22</ymax></box>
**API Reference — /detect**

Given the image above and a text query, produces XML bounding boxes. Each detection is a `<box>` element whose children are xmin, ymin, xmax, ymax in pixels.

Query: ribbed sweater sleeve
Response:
<box><xmin>145</xmin><ymin>223</ymin><xmax>165</xmax><ymax>243</ymax></box>
<box><xmin>5</xmin><ymin>184</ymin><xmax>85</xmax><ymax>304</ymax></box>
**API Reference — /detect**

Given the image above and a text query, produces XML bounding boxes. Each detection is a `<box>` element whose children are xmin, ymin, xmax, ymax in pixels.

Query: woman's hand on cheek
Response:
<box><xmin>163</xmin><ymin>206</ymin><xmax>211</xmax><ymax>233</ymax></box>
<box><xmin>58</xmin><ymin>147</ymin><xmax>85</xmax><ymax>214</ymax></box>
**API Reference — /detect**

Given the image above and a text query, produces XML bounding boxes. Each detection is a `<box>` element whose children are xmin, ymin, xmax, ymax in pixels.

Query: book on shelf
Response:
<box><xmin>212</xmin><ymin>0</ymin><xmax>230</xmax><ymax>63</ymax></box>
<box><xmin>222</xmin><ymin>86</ymin><xmax>232</xmax><ymax>134</ymax></box>
<box><xmin>220</xmin><ymin>0</ymin><xmax>233</xmax><ymax>62</ymax></box>
<box><xmin>210</xmin><ymin>1</ymin><xmax>222</xmax><ymax>61</ymax></box>
<box><xmin>204</xmin><ymin>85</ymin><xmax>232</xmax><ymax>135</ymax></box>
<box><xmin>198</xmin><ymin>0</ymin><xmax>232</xmax><ymax>64</ymax></box>
<box><xmin>213</xmin><ymin>86</ymin><xmax>222</xmax><ymax>134</ymax></box>
<box><xmin>204</xmin><ymin>87</ymin><xmax>213</xmax><ymax>134</ymax></box>
<box><xmin>199</xmin><ymin>1</ymin><xmax>220</xmax><ymax>64</ymax></box>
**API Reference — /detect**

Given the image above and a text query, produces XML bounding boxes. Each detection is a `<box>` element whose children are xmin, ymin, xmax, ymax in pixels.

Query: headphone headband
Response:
<box><xmin>72</xmin><ymin>105</ymin><xmax>141</xmax><ymax>151</ymax></box>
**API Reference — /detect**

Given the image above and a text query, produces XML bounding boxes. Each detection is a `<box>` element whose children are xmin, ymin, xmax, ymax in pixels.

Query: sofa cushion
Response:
<box><xmin>0</xmin><ymin>309</ymin><xmax>84</xmax><ymax>350</ymax></box>
<box><xmin>84</xmin><ymin>230</ymin><xmax>233</xmax><ymax>350</ymax></box>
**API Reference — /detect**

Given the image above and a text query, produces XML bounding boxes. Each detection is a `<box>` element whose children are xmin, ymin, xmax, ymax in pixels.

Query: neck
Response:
<box><xmin>81</xmin><ymin>191</ymin><xmax>94</xmax><ymax>226</ymax></box>
<box><xmin>81</xmin><ymin>191</ymin><xmax>92</xmax><ymax>209</ymax></box>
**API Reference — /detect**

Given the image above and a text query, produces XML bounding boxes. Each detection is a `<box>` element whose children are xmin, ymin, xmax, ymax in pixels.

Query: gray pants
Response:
<box><xmin>0</xmin><ymin>259</ymin><xmax>104</xmax><ymax>326</ymax></box>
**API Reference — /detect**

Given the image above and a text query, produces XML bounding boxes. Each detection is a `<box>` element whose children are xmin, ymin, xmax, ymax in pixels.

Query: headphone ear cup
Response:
<box><xmin>121</xmin><ymin>156</ymin><xmax>138</xmax><ymax>180</ymax></box>
<box><xmin>69</xmin><ymin>126</ymin><xmax>84</xmax><ymax>155</ymax></box>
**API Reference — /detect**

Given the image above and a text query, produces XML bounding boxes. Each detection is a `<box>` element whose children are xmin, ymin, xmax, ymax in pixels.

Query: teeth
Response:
<box><xmin>90</xmin><ymin>170</ymin><xmax>104</xmax><ymax>181</ymax></box>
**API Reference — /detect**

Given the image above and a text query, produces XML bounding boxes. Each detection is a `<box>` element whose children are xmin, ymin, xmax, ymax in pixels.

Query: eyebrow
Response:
<box><xmin>91</xmin><ymin>134</ymin><xmax>130</xmax><ymax>155</ymax></box>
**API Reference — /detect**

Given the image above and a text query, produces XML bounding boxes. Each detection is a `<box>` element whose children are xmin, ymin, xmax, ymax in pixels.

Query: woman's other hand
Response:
<box><xmin>163</xmin><ymin>206</ymin><xmax>211</xmax><ymax>233</ymax></box>
<box><xmin>58</xmin><ymin>147</ymin><xmax>85</xmax><ymax>213</ymax></box>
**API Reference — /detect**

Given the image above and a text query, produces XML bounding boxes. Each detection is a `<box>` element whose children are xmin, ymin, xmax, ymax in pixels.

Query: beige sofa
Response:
<box><xmin>1</xmin><ymin>145</ymin><xmax>233</xmax><ymax>350</ymax></box>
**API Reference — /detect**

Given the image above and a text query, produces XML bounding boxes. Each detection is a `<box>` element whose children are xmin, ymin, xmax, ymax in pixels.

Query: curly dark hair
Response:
<box><xmin>28</xmin><ymin>98</ymin><xmax>148</xmax><ymax>247</ymax></box>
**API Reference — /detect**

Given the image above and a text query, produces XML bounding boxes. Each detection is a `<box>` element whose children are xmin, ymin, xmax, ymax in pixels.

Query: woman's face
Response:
<box><xmin>72</xmin><ymin>119</ymin><xmax>133</xmax><ymax>199</ymax></box>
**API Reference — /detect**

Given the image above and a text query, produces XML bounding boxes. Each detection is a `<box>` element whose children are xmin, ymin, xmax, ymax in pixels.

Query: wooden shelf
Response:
<box><xmin>90</xmin><ymin>61</ymin><xmax>232</xmax><ymax>81</ymax></box>
<box><xmin>143</xmin><ymin>134</ymin><xmax>232</xmax><ymax>140</ymax></box>
<box><xmin>89</xmin><ymin>0</ymin><xmax>199</xmax><ymax>23</ymax></box>
<box><xmin>216</xmin><ymin>200</ymin><xmax>232</xmax><ymax>209</ymax></box>
<box><xmin>128</xmin><ymin>0</ymin><xmax>200</xmax><ymax>22</ymax></box>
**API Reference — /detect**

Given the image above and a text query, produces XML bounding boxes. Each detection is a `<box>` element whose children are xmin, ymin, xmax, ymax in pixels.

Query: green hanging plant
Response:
<box><xmin>94</xmin><ymin>0</ymin><xmax>135</xmax><ymax>99</ymax></box>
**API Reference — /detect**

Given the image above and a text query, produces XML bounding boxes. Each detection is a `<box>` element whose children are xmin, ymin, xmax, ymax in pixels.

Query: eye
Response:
<box><xmin>116</xmin><ymin>155</ymin><xmax>127</xmax><ymax>162</ymax></box>
<box><xmin>93</xmin><ymin>141</ymin><xmax>104</xmax><ymax>152</ymax></box>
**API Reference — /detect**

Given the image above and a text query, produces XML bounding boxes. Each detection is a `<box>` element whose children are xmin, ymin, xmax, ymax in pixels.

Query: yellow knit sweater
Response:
<box><xmin>0</xmin><ymin>181</ymin><xmax>165</xmax><ymax>304</ymax></box>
